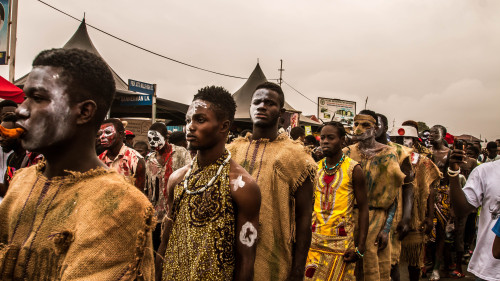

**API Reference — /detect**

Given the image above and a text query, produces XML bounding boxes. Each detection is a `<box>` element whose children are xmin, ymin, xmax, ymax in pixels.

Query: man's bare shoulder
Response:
<box><xmin>168</xmin><ymin>164</ymin><xmax>190</xmax><ymax>187</ymax></box>
<box><xmin>228</xmin><ymin>160</ymin><xmax>259</xmax><ymax>191</ymax></box>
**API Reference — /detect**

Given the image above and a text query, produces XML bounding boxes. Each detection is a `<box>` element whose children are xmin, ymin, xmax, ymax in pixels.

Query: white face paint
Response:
<box><xmin>186</xmin><ymin>100</ymin><xmax>208</xmax><ymax>120</ymax></box>
<box><xmin>403</xmin><ymin>137</ymin><xmax>414</xmax><ymax>148</ymax></box>
<box><xmin>239</xmin><ymin>221</ymin><xmax>257</xmax><ymax>247</ymax></box>
<box><xmin>148</xmin><ymin>130</ymin><xmax>166</xmax><ymax>150</ymax></box>
<box><xmin>17</xmin><ymin>66</ymin><xmax>75</xmax><ymax>152</ymax></box>
<box><xmin>99</xmin><ymin>124</ymin><xmax>117</xmax><ymax>148</ymax></box>
<box><xmin>231</xmin><ymin>175</ymin><xmax>245</xmax><ymax>191</ymax></box>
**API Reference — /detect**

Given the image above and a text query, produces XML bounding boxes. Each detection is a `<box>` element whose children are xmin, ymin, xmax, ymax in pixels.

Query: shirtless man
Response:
<box><xmin>156</xmin><ymin>86</ymin><xmax>261</xmax><ymax>281</ymax></box>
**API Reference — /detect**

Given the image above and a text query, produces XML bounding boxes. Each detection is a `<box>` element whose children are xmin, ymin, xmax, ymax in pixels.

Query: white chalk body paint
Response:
<box><xmin>239</xmin><ymin>221</ymin><xmax>257</xmax><ymax>247</ymax></box>
<box><xmin>148</xmin><ymin>130</ymin><xmax>166</xmax><ymax>150</ymax></box>
<box><xmin>231</xmin><ymin>175</ymin><xmax>245</xmax><ymax>191</ymax></box>
<box><xmin>186</xmin><ymin>100</ymin><xmax>208</xmax><ymax>118</ymax></box>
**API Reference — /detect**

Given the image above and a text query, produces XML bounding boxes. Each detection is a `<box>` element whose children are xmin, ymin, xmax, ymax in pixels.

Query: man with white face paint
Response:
<box><xmin>390</xmin><ymin>125</ymin><xmax>441</xmax><ymax>281</ymax></box>
<box><xmin>98</xmin><ymin>118</ymin><xmax>146</xmax><ymax>190</ymax></box>
<box><xmin>156</xmin><ymin>86</ymin><xmax>261</xmax><ymax>281</ymax></box>
<box><xmin>144</xmin><ymin>122</ymin><xmax>191</xmax><ymax>252</ymax></box>
<box><xmin>342</xmin><ymin>109</ymin><xmax>405</xmax><ymax>281</ymax></box>
<box><xmin>0</xmin><ymin>48</ymin><xmax>154</xmax><ymax>279</ymax></box>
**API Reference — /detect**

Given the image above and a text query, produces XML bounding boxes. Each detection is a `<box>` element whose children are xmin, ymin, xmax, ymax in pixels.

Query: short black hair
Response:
<box><xmin>1</xmin><ymin>114</ymin><xmax>17</xmax><ymax>123</ymax></box>
<box><xmin>0</xmin><ymin>100</ymin><xmax>18</xmax><ymax>108</ymax></box>
<box><xmin>254</xmin><ymin>82</ymin><xmax>285</xmax><ymax>109</ymax></box>
<box><xmin>149</xmin><ymin>122</ymin><xmax>168</xmax><ymax>138</ymax></box>
<box><xmin>304</xmin><ymin>135</ymin><xmax>318</xmax><ymax>146</ymax></box>
<box><xmin>432</xmin><ymin>125</ymin><xmax>447</xmax><ymax>136</ymax></box>
<box><xmin>32</xmin><ymin>48</ymin><xmax>115</xmax><ymax>129</ymax></box>
<box><xmin>169</xmin><ymin>131</ymin><xmax>186</xmax><ymax>145</ymax></box>
<box><xmin>358</xmin><ymin>109</ymin><xmax>378</xmax><ymax>125</ymax></box>
<box><xmin>290</xmin><ymin>127</ymin><xmax>305</xmax><ymax>140</ymax></box>
<box><xmin>322</xmin><ymin>121</ymin><xmax>346</xmax><ymax>138</ymax></box>
<box><xmin>376</xmin><ymin>113</ymin><xmax>388</xmax><ymax>128</ymax></box>
<box><xmin>193</xmin><ymin>86</ymin><xmax>236</xmax><ymax>125</ymax></box>
<box><xmin>102</xmin><ymin>118</ymin><xmax>125</xmax><ymax>134</ymax></box>
<box><xmin>467</xmin><ymin>146</ymin><xmax>480</xmax><ymax>155</ymax></box>
<box><xmin>402</xmin><ymin>120</ymin><xmax>419</xmax><ymax>132</ymax></box>
<box><xmin>487</xmin><ymin>141</ymin><xmax>497</xmax><ymax>150</ymax></box>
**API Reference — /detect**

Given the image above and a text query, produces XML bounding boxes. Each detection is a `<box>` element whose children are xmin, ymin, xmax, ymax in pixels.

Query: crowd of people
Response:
<box><xmin>0</xmin><ymin>47</ymin><xmax>499</xmax><ymax>281</ymax></box>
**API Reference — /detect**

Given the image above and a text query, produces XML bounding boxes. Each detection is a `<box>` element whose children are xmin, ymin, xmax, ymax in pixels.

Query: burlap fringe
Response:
<box><xmin>288</xmin><ymin>164</ymin><xmax>317</xmax><ymax>244</ymax></box>
<box><xmin>119</xmin><ymin>206</ymin><xmax>156</xmax><ymax>281</ymax></box>
<box><xmin>33</xmin><ymin>161</ymin><xmax>114</xmax><ymax>185</ymax></box>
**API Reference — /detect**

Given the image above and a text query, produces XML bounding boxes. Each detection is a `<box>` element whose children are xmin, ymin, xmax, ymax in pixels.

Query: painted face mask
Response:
<box><xmin>403</xmin><ymin>137</ymin><xmax>414</xmax><ymax>148</ymax></box>
<box><xmin>99</xmin><ymin>124</ymin><xmax>116</xmax><ymax>148</ymax></box>
<box><xmin>148</xmin><ymin>130</ymin><xmax>165</xmax><ymax>150</ymax></box>
<box><xmin>351</xmin><ymin>115</ymin><xmax>377</xmax><ymax>140</ymax></box>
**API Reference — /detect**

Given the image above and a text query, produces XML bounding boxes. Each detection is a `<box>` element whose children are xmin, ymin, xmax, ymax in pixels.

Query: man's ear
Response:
<box><xmin>220</xmin><ymin>119</ymin><xmax>231</xmax><ymax>134</ymax></box>
<box><xmin>76</xmin><ymin>100</ymin><xmax>97</xmax><ymax>125</ymax></box>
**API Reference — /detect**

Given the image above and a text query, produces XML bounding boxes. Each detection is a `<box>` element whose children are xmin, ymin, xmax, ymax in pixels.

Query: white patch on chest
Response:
<box><xmin>239</xmin><ymin>221</ymin><xmax>257</xmax><ymax>247</ymax></box>
<box><xmin>231</xmin><ymin>175</ymin><xmax>245</xmax><ymax>191</ymax></box>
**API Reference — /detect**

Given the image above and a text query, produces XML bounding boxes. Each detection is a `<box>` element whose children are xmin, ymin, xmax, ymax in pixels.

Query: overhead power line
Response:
<box><xmin>282</xmin><ymin>80</ymin><xmax>317</xmax><ymax>105</ymax></box>
<box><xmin>37</xmin><ymin>0</ymin><xmax>248</xmax><ymax>79</ymax></box>
<box><xmin>37</xmin><ymin>1</ymin><xmax>316</xmax><ymax>106</ymax></box>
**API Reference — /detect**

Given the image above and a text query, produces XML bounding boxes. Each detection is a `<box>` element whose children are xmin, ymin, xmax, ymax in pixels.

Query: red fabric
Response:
<box><xmin>445</xmin><ymin>133</ymin><xmax>454</xmax><ymax>145</ymax></box>
<box><xmin>162</xmin><ymin>144</ymin><xmax>174</xmax><ymax>197</ymax></box>
<box><xmin>0</xmin><ymin>76</ymin><xmax>25</xmax><ymax>104</ymax></box>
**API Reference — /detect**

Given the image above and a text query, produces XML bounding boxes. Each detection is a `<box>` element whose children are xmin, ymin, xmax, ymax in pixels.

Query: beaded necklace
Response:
<box><xmin>183</xmin><ymin>150</ymin><xmax>232</xmax><ymax>195</ymax></box>
<box><xmin>322</xmin><ymin>153</ymin><xmax>345</xmax><ymax>176</ymax></box>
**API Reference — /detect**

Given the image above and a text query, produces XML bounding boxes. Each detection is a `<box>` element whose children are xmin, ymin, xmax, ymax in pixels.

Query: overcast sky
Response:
<box><xmin>1</xmin><ymin>0</ymin><xmax>499</xmax><ymax>141</ymax></box>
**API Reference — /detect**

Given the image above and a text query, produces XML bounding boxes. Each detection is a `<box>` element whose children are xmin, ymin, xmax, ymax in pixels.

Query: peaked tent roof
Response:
<box><xmin>14</xmin><ymin>19</ymin><xmax>135</xmax><ymax>95</ymax></box>
<box><xmin>232</xmin><ymin>63</ymin><xmax>300</xmax><ymax>122</ymax></box>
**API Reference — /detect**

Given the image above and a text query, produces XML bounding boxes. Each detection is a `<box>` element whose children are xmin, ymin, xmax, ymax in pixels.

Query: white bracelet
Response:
<box><xmin>447</xmin><ymin>167</ymin><xmax>460</xmax><ymax>175</ymax></box>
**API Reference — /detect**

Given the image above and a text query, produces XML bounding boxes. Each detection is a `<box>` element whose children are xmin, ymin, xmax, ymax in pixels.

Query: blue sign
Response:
<box><xmin>128</xmin><ymin>79</ymin><xmax>155</xmax><ymax>95</ymax></box>
<box><xmin>120</xmin><ymin>94</ymin><xmax>152</xmax><ymax>106</ymax></box>
<box><xmin>0</xmin><ymin>0</ymin><xmax>10</xmax><ymax>65</ymax></box>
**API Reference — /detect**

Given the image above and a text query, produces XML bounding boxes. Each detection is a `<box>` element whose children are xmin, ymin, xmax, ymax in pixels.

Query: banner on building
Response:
<box><xmin>0</xmin><ymin>0</ymin><xmax>10</xmax><ymax>65</ymax></box>
<box><xmin>317</xmin><ymin>98</ymin><xmax>356</xmax><ymax>126</ymax></box>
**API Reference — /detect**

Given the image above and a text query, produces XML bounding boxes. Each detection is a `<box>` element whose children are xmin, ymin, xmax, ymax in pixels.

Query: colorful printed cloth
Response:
<box><xmin>305</xmin><ymin>157</ymin><xmax>358</xmax><ymax>281</ymax></box>
<box><xmin>163</xmin><ymin>151</ymin><xmax>234</xmax><ymax>281</ymax></box>
<box><xmin>0</xmin><ymin>163</ymin><xmax>155</xmax><ymax>280</ymax></box>
<box><xmin>227</xmin><ymin>133</ymin><xmax>317</xmax><ymax>281</ymax></box>
<box><xmin>98</xmin><ymin>144</ymin><xmax>143</xmax><ymax>178</ymax></box>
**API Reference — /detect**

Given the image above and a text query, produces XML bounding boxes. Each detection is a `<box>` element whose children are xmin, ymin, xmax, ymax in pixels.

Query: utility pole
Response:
<box><xmin>8</xmin><ymin>0</ymin><xmax>18</xmax><ymax>82</ymax></box>
<box><xmin>278</xmin><ymin>59</ymin><xmax>284</xmax><ymax>86</ymax></box>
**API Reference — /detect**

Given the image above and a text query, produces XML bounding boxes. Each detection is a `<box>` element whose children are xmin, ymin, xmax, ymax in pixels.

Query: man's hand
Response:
<box><xmin>420</xmin><ymin>217</ymin><xmax>433</xmax><ymax>235</ymax></box>
<box><xmin>343</xmin><ymin>249</ymin><xmax>359</xmax><ymax>263</ymax></box>
<box><xmin>396</xmin><ymin>218</ymin><xmax>411</xmax><ymax>240</ymax></box>
<box><xmin>375</xmin><ymin>231</ymin><xmax>389</xmax><ymax>250</ymax></box>
<box><xmin>449</xmin><ymin>149</ymin><xmax>466</xmax><ymax>171</ymax></box>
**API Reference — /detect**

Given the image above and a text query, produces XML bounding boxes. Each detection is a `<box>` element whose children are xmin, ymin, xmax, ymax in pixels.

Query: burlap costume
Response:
<box><xmin>305</xmin><ymin>157</ymin><xmax>358</xmax><ymax>281</ymax></box>
<box><xmin>387</xmin><ymin>142</ymin><xmax>412</xmax><ymax>266</ymax></box>
<box><xmin>343</xmin><ymin>144</ymin><xmax>405</xmax><ymax>281</ymax></box>
<box><xmin>227</xmin><ymin>133</ymin><xmax>316</xmax><ymax>281</ymax></box>
<box><xmin>162</xmin><ymin>151</ymin><xmax>235</xmax><ymax>281</ymax></box>
<box><xmin>0</xmin><ymin>163</ymin><xmax>155</xmax><ymax>280</ymax></box>
<box><xmin>401</xmin><ymin>153</ymin><xmax>441</xmax><ymax>267</ymax></box>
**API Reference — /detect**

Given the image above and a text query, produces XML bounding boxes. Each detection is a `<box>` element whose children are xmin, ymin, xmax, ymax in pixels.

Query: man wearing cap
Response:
<box><xmin>390</xmin><ymin>125</ymin><xmax>441</xmax><ymax>281</ymax></box>
<box><xmin>479</xmin><ymin>142</ymin><xmax>500</xmax><ymax>163</ymax></box>
<box><xmin>124</xmin><ymin>130</ymin><xmax>135</xmax><ymax>148</ymax></box>
<box><xmin>375</xmin><ymin>113</ymin><xmax>415</xmax><ymax>281</ymax></box>
<box><xmin>343</xmin><ymin>109</ymin><xmax>406</xmax><ymax>281</ymax></box>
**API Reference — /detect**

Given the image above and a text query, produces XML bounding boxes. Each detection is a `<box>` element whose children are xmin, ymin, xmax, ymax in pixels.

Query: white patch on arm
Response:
<box><xmin>231</xmin><ymin>175</ymin><xmax>245</xmax><ymax>191</ymax></box>
<box><xmin>239</xmin><ymin>222</ymin><xmax>257</xmax><ymax>247</ymax></box>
